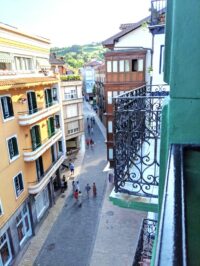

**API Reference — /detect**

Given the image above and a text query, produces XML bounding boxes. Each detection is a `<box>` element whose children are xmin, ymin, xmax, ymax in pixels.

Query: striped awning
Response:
<box><xmin>0</xmin><ymin>52</ymin><xmax>13</xmax><ymax>63</ymax></box>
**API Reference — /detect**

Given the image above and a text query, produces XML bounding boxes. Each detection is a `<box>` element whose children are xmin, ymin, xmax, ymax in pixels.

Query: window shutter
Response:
<box><xmin>7</xmin><ymin>96</ymin><xmax>14</xmax><ymax>116</ymax></box>
<box><xmin>8</xmin><ymin>138</ymin><xmax>14</xmax><ymax>159</ymax></box>
<box><xmin>19</xmin><ymin>173</ymin><xmax>23</xmax><ymax>190</ymax></box>
<box><xmin>13</xmin><ymin>137</ymin><xmax>19</xmax><ymax>156</ymax></box>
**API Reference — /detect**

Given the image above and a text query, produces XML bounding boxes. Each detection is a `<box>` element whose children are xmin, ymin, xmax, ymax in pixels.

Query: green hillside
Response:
<box><xmin>51</xmin><ymin>43</ymin><xmax>106</xmax><ymax>69</ymax></box>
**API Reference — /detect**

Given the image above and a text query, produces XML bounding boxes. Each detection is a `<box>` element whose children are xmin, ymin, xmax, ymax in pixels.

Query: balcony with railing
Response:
<box><xmin>23</xmin><ymin>128</ymin><xmax>62</xmax><ymax>161</ymax></box>
<box><xmin>149</xmin><ymin>0</ymin><xmax>166</xmax><ymax>34</ymax></box>
<box><xmin>28</xmin><ymin>154</ymin><xmax>65</xmax><ymax>194</ymax></box>
<box><xmin>18</xmin><ymin>101</ymin><xmax>60</xmax><ymax>126</ymax></box>
<box><xmin>110</xmin><ymin>84</ymin><xmax>169</xmax><ymax>211</ymax></box>
<box><xmin>133</xmin><ymin>219</ymin><xmax>157</xmax><ymax>266</ymax></box>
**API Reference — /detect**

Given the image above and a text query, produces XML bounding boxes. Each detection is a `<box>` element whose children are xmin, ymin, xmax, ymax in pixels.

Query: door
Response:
<box><xmin>45</xmin><ymin>89</ymin><xmax>53</xmax><ymax>108</ymax></box>
<box><xmin>30</xmin><ymin>125</ymin><xmax>41</xmax><ymax>150</ymax></box>
<box><xmin>27</xmin><ymin>91</ymin><xmax>37</xmax><ymax>114</ymax></box>
<box><xmin>36</xmin><ymin>156</ymin><xmax>44</xmax><ymax>181</ymax></box>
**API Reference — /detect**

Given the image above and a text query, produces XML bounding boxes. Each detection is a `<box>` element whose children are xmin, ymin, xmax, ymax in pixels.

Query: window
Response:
<box><xmin>67</xmin><ymin>105</ymin><xmax>78</xmax><ymax>118</ymax></box>
<box><xmin>119</xmin><ymin>60</ymin><xmax>125</xmax><ymax>72</ymax></box>
<box><xmin>159</xmin><ymin>45</ymin><xmax>165</xmax><ymax>74</ymax></box>
<box><xmin>67</xmin><ymin>121</ymin><xmax>79</xmax><ymax>135</ymax></box>
<box><xmin>132</xmin><ymin>59</ymin><xmax>138</xmax><ymax>72</ymax></box>
<box><xmin>7</xmin><ymin>135</ymin><xmax>19</xmax><ymax>161</ymax></box>
<box><xmin>14</xmin><ymin>172</ymin><xmax>24</xmax><ymax>197</ymax></box>
<box><xmin>112</xmin><ymin>61</ymin><xmax>118</xmax><ymax>72</ymax></box>
<box><xmin>52</xmin><ymin>88</ymin><xmax>58</xmax><ymax>101</ymax></box>
<box><xmin>64</xmin><ymin>87</ymin><xmax>77</xmax><ymax>100</ymax></box>
<box><xmin>108</xmin><ymin>121</ymin><xmax>113</xmax><ymax>133</ymax></box>
<box><xmin>0</xmin><ymin>232</ymin><xmax>12</xmax><ymax>265</ymax></box>
<box><xmin>27</xmin><ymin>91</ymin><xmax>37</xmax><ymax>114</ymax></box>
<box><xmin>58</xmin><ymin>141</ymin><xmax>63</xmax><ymax>153</ymax></box>
<box><xmin>16</xmin><ymin>205</ymin><xmax>31</xmax><ymax>245</ymax></box>
<box><xmin>108</xmin><ymin>148</ymin><xmax>113</xmax><ymax>160</ymax></box>
<box><xmin>107</xmin><ymin>61</ymin><xmax>112</xmax><ymax>72</ymax></box>
<box><xmin>125</xmin><ymin>60</ymin><xmax>130</xmax><ymax>72</ymax></box>
<box><xmin>45</xmin><ymin>88</ymin><xmax>53</xmax><ymax>107</ymax></box>
<box><xmin>30</xmin><ymin>125</ymin><xmax>41</xmax><ymax>150</ymax></box>
<box><xmin>0</xmin><ymin>62</ymin><xmax>11</xmax><ymax>71</ymax></box>
<box><xmin>0</xmin><ymin>200</ymin><xmax>3</xmax><ymax>216</ymax></box>
<box><xmin>14</xmin><ymin>57</ymin><xmax>32</xmax><ymax>71</ymax></box>
<box><xmin>36</xmin><ymin>156</ymin><xmax>44</xmax><ymax>181</ymax></box>
<box><xmin>1</xmin><ymin>96</ymin><xmax>14</xmax><ymax>120</ymax></box>
<box><xmin>138</xmin><ymin>59</ymin><xmax>144</xmax><ymax>71</ymax></box>
<box><xmin>107</xmin><ymin>91</ymin><xmax>112</xmax><ymax>104</ymax></box>
<box><xmin>47</xmin><ymin>117</ymin><xmax>55</xmax><ymax>137</ymax></box>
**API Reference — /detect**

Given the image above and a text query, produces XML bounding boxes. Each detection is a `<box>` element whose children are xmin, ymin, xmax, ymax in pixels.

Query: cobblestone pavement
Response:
<box><xmin>34</xmin><ymin>116</ymin><xmax>107</xmax><ymax>266</ymax></box>
<box><xmin>18</xmin><ymin>102</ymin><xmax>146</xmax><ymax>266</ymax></box>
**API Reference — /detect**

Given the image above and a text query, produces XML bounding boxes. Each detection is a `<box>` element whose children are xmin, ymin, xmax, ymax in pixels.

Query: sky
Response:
<box><xmin>0</xmin><ymin>0</ymin><xmax>150</xmax><ymax>48</ymax></box>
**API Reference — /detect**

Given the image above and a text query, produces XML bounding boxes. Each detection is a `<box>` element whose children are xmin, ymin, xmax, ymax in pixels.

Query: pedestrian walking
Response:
<box><xmin>62</xmin><ymin>175</ymin><xmax>68</xmax><ymax>190</ymax></box>
<box><xmin>85</xmin><ymin>183</ymin><xmax>91</xmax><ymax>197</ymax></box>
<box><xmin>87</xmin><ymin>124</ymin><xmax>91</xmax><ymax>134</ymax></box>
<box><xmin>76</xmin><ymin>180</ymin><xmax>80</xmax><ymax>191</ymax></box>
<box><xmin>90</xmin><ymin>138</ymin><xmax>94</xmax><ymax>149</ymax></box>
<box><xmin>60</xmin><ymin>179</ymin><xmax>65</xmax><ymax>193</ymax></box>
<box><xmin>92</xmin><ymin>182</ymin><xmax>97</xmax><ymax>197</ymax></box>
<box><xmin>72</xmin><ymin>181</ymin><xmax>76</xmax><ymax>194</ymax></box>
<box><xmin>78</xmin><ymin>191</ymin><xmax>82</xmax><ymax>207</ymax></box>
<box><xmin>69</xmin><ymin>161</ymin><xmax>75</xmax><ymax>175</ymax></box>
<box><xmin>73</xmin><ymin>189</ymin><xmax>79</xmax><ymax>203</ymax></box>
<box><xmin>91</xmin><ymin>126</ymin><xmax>94</xmax><ymax>135</ymax></box>
<box><xmin>86</xmin><ymin>138</ymin><xmax>90</xmax><ymax>149</ymax></box>
<box><xmin>87</xmin><ymin>116</ymin><xmax>90</xmax><ymax>123</ymax></box>
<box><xmin>92</xmin><ymin>116</ymin><xmax>95</xmax><ymax>125</ymax></box>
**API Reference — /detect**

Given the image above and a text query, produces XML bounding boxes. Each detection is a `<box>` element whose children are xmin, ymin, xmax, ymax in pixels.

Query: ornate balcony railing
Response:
<box><xmin>149</xmin><ymin>0</ymin><xmax>166</xmax><ymax>34</ymax></box>
<box><xmin>133</xmin><ymin>218</ymin><xmax>157</xmax><ymax>266</ymax></box>
<box><xmin>113</xmin><ymin>84</ymin><xmax>169</xmax><ymax>198</ymax></box>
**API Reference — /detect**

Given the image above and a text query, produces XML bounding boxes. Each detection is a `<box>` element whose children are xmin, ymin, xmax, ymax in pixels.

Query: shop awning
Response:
<box><xmin>36</xmin><ymin>57</ymin><xmax>51</xmax><ymax>69</ymax></box>
<box><xmin>0</xmin><ymin>52</ymin><xmax>13</xmax><ymax>63</ymax></box>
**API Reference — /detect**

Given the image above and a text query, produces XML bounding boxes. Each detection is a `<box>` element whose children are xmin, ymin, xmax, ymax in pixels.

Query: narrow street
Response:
<box><xmin>18</xmin><ymin>102</ymin><xmax>146</xmax><ymax>266</ymax></box>
<box><xmin>32</xmin><ymin>103</ymin><xmax>107</xmax><ymax>266</ymax></box>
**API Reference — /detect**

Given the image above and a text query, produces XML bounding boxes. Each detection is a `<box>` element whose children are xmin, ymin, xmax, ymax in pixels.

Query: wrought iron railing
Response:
<box><xmin>133</xmin><ymin>218</ymin><xmax>157</xmax><ymax>266</ymax></box>
<box><xmin>150</xmin><ymin>0</ymin><xmax>166</xmax><ymax>26</ymax></box>
<box><xmin>114</xmin><ymin>84</ymin><xmax>169</xmax><ymax>198</ymax></box>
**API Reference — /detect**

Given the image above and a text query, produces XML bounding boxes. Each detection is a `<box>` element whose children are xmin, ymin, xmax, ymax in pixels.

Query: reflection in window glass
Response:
<box><xmin>107</xmin><ymin>91</ymin><xmax>112</xmax><ymax>104</ymax></box>
<box><xmin>138</xmin><ymin>59</ymin><xmax>144</xmax><ymax>71</ymax></box>
<box><xmin>113</xmin><ymin>61</ymin><xmax>118</xmax><ymax>72</ymax></box>
<box><xmin>125</xmin><ymin>60</ymin><xmax>130</xmax><ymax>72</ymax></box>
<box><xmin>107</xmin><ymin>61</ymin><xmax>112</xmax><ymax>72</ymax></box>
<box><xmin>119</xmin><ymin>60</ymin><xmax>124</xmax><ymax>72</ymax></box>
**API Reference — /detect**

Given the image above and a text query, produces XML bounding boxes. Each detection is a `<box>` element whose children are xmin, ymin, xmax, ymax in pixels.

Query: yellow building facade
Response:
<box><xmin>0</xmin><ymin>23</ymin><xmax>66</xmax><ymax>265</ymax></box>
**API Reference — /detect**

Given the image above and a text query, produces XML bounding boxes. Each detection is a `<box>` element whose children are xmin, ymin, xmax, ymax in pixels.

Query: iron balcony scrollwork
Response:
<box><xmin>133</xmin><ymin>218</ymin><xmax>157</xmax><ymax>266</ymax></box>
<box><xmin>114</xmin><ymin>84</ymin><xmax>169</xmax><ymax>198</ymax></box>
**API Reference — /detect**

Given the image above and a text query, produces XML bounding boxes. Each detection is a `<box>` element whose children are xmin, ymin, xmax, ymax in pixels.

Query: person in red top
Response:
<box><xmin>86</xmin><ymin>138</ymin><xmax>90</xmax><ymax>149</ymax></box>
<box><xmin>73</xmin><ymin>189</ymin><xmax>79</xmax><ymax>202</ymax></box>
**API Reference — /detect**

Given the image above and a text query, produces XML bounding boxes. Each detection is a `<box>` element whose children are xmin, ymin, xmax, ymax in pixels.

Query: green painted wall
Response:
<box><xmin>154</xmin><ymin>0</ymin><xmax>200</xmax><ymax>264</ymax></box>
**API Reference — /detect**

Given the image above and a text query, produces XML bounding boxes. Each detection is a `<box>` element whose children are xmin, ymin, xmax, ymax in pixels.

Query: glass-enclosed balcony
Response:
<box><xmin>149</xmin><ymin>0</ymin><xmax>166</xmax><ymax>34</ymax></box>
<box><xmin>111</xmin><ymin>84</ymin><xmax>169</xmax><ymax>211</ymax></box>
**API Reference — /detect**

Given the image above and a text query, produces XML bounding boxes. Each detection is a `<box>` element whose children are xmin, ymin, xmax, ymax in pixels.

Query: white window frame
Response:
<box><xmin>67</xmin><ymin>121</ymin><xmax>79</xmax><ymax>135</ymax></box>
<box><xmin>16</xmin><ymin>205</ymin><xmax>32</xmax><ymax>245</ymax></box>
<box><xmin>67</xmin><ymin>104</ymin><xmax>78</xmax><ymax>118</ymax></box>
<box><xmin>107</xmin><ymin>61</ymin><xmax>112</xmax><ymax>72</ymax></box>
<box><xmin>13</xmin><ymin>172</ymin><xmax>24</xmax><ymax>198</ymax></box>
<box><xmin>108</xmin><ymin>148</ymin><xmax>113</xmax><ymax>160</ymax></box>
<box><xmin>0</xmin><ymin>232</ymin><xmax>12</xmax><ymax>266</ymax></box>
<box><xmin>6</xmin><ymin>134</ymin><xmax>20</xmax><ymax>163</ymax></box>
<box><xmin>138</xmin><ymin>59</ymin><xmax>144</xmax><ymax>71</ymax></box>
<box><xmin>112</xmin><ymin>61</ymin><xmax>118</xmax><ymax>72</ymax></box>
<box><xmin>125</xmin><ymin>60</ymin><xmax>130</xmax><ymax>72</ymax></box>
<box><xmin>0</xmin><ymin>94</ymin><xmax>14</xmax><ymax>122</ymax></box>
<box><xmin>107</xmin><ymin>91</ymin><xmax>112</xmax><ymax>104</ymax></box>
<box><xmin>64</xmin><ymin>87</ymin><xmax>77</xmax><ymax>100</ymax></box>
<box><xmin>119</xmin><ymin>60</ymin><xmax>125</xmax><ymax>72</ymax></box>
<box><xmin>108</xmin><ymin>121</ymin><xmax>113</xmax><ymax>133</ymax></box>
<box><xmin>0</xmin><ymin>199</ymin><xmax>3</xmax><ymax>216</ymax></box>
